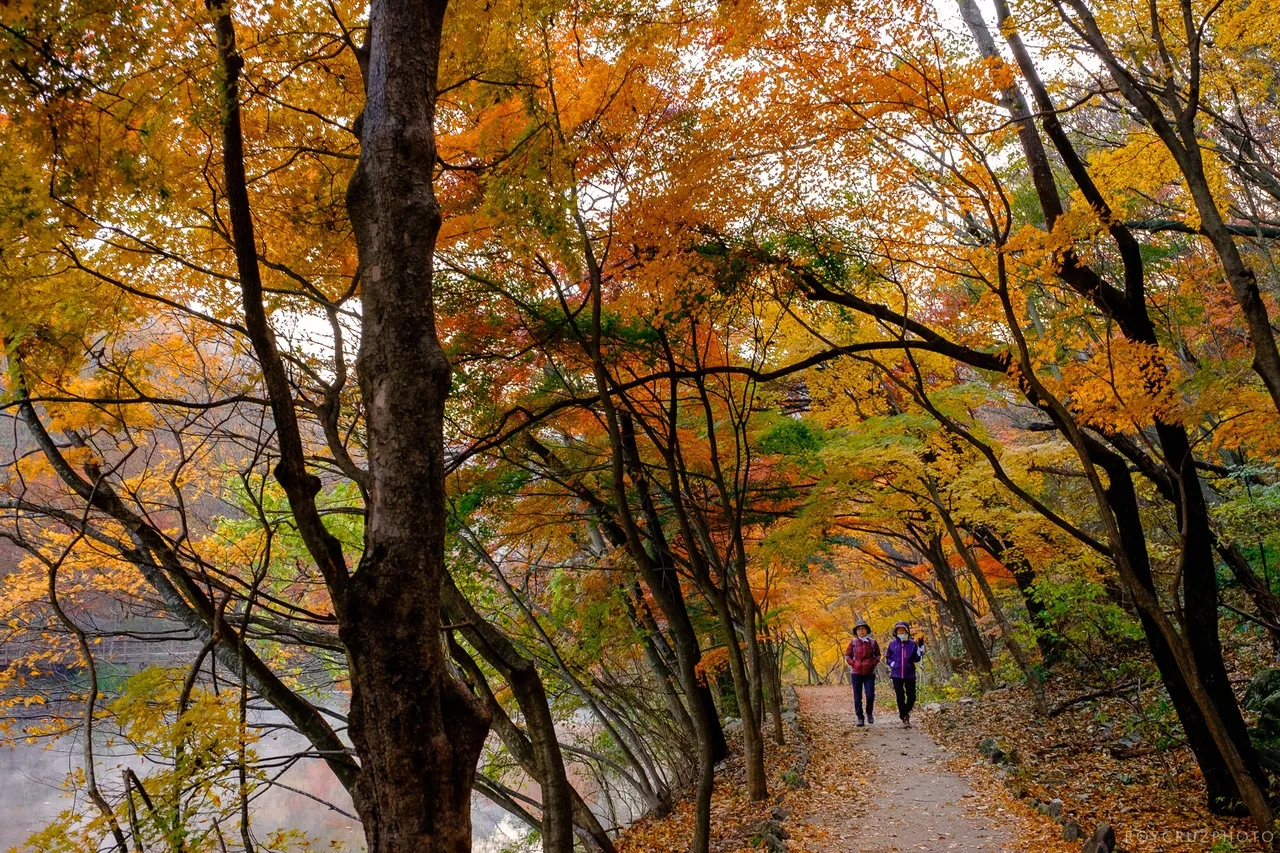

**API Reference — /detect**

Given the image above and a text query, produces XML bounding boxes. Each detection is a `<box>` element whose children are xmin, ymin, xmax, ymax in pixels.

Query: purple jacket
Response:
<box><xmin>887</xmin><ymin>637</ymin><xmax>924</xmax><ymax>679</ymax></box>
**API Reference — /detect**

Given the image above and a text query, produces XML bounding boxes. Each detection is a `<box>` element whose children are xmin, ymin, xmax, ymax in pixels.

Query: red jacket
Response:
<box><xmin>845</xmin><ymin>636</ymin><xmax>881</xmax><ymax>676</ymax></box>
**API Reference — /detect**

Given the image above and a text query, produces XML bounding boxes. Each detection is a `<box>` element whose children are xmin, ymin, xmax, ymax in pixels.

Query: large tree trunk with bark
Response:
<box><xmin>209</xmin><ymin>0</ymin><xmax>490</xmax><ymax>847</ymax></box>
<box><xmin>1087</xmin><ymin>441</ymin><xmax>1267</xmax><ymax>815</ymax></box>
<box><xmin>1150</xmin><ymin>424</ymin><xmax>1268</xmax><ymax>814</ymax></box>
<box><xmin>342</xmin><ymin>0</ymin><xmax>491</xmax><ymax>848</ymax></box>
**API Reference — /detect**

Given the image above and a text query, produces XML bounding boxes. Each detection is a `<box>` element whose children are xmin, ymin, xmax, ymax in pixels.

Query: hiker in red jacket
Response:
<box><xmin>844</xmin><ymin>617</ymin><xmax>881</xmax><ymax>726</ymax></box>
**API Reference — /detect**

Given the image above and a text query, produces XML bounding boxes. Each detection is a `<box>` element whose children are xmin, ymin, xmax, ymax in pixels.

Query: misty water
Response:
<box><xmin>0</xmin><ymin>715</ymin><xmax>531</xmax><ymax>853</ymax></box>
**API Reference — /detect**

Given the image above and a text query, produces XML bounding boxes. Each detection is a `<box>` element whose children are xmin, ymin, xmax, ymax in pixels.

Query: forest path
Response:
<box><xmin>794</xmin><ymin>686</ymin><xmax>1019</xmax><ymax>852</ymax></box>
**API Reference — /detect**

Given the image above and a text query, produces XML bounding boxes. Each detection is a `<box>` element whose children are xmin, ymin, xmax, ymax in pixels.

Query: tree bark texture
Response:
<box><xmin>1087</xmin><ymin>442</ymin><xmax>1266</xmax><ymax>814</ymax></box>
<box><xmin>343</xmin><ymin>0</ymin><xmax>491</xmax><ymax>849</ymax></box>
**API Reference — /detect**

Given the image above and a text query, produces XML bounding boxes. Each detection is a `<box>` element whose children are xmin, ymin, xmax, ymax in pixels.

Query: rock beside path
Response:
<box><xmin>1081</xmin><ymin>822</ymin><xmax>1117</xmax><ymax>853</ymax></box>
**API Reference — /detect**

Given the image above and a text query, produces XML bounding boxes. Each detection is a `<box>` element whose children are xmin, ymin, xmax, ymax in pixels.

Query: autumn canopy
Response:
<box><xmin>2</xmin><ymin>0</ymin><xmax>1280</xmax><ymax>850</ymax></box>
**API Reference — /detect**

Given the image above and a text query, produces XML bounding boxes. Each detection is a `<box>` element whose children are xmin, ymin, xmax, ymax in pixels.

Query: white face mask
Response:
<box><xmin>897</xmin><ymin>632</ymin><xmax>908</xmax><ymax>640</ymax></box>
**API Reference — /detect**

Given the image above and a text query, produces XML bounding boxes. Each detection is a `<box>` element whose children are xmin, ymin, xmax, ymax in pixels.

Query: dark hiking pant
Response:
<box><xmin>852</xmin><ymin>672</ymin><xmax>876</xmax><ymax>720</ymax></box>
<box><xmin>892</xmin><ymin>676</ymin><xmax>917</xmax><ymax>719</ymax></box>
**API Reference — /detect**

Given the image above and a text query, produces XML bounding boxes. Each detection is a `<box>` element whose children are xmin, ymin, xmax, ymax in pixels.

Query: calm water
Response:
<box><xmin>0</xmin><ymin>719</ymin><xmax>530</xmax><ymax>852</ymax></box>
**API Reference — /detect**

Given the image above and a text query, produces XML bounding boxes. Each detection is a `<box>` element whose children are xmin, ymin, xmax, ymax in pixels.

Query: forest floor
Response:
<box><xmin>921</xmin><ymin>675</ymin><xmax>1267</xmax><ymax>852</ymax></box>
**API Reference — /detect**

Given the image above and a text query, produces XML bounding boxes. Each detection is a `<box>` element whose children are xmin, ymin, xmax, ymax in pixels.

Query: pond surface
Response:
<box><xmin>0</xmin><ymin>714</ymin><xmax>530</xmax><ymax>852</ymax></box>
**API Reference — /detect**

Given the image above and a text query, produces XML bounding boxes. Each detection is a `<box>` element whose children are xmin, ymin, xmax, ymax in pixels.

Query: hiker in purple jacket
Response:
<box><xmin>887</xmin><ymin>620</ymin><xmax>925</xmax><ymax>728</ymax></box>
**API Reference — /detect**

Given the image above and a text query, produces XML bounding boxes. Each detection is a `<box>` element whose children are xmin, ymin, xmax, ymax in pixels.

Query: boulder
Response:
<box><xmin>925</xmin><ymin>702</ymin><xmax>943</xmax><ymax>712</ymax></box>
<box><xmin>1045</xmin><ymin>798</ymin><xmax>1063</xmax><ymax>820</ymax></box>
<box><xmin>1004</xmin><ymin>776</ymin><xmax>1028</xmax><ymax>799</ymax></box>
<box><xmin>1247</xmin><ymin>672</ymin><xmax>1280</xmax><ymax>766</ymax></box>
<box><xmin>1081</xmin><ymin>823</ymin><xmax>1116</xmax><ymax>853</ymax></box>
<box><xmin>1249</xmin><ymin>697</ymin><xmax>1280</xmax><ymax>740</ymax></box>
<box><xmin>1244</xmin><ymin>669</ymin><xmax>1280</xmax><ymax>712</ymax></box>
<box><xmin>990</xmin><ymin>747</ymin><xmax>1006</xmax><ymax>765</ymax></box>
<box><xmin>1251</xmin><ymin>730</ymin><xmax>1280</xmax><ymax>775</ymax></box>
<box><xmin>1062</xmin><ymin>821</ymin><xmax>1082</xmax><ymax>842</ymax></box>
<box><xmin>751</xmin><ymin>818</ymin><xmax>788</xmax><ymax>852</ymax></box>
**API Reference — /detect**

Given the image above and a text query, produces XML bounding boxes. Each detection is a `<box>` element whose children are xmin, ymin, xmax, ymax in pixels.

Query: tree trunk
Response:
<box><xmin>1152</xmin><ymin>425</ymin><xmax>1270</xmax><ymax>815</ymax></box>
<box><xmin>929</xmin><ymin>483</ymin><xmax>1047</xmax><ymax>714</ymax></box>
<box><xmin>921</xmin><ymin>606</ymin><xmax>953</xmax><ymax>680</ymax></box>
<box><xmin>689</xmin><ymin>371</ymin><xmax>770</xmax><ymax>793</ymax></box>
<box><xmin>441</xmin><ymin>577</ymin><xmax>578</xmax><ymax>853</ymax></box>
<box><xmin>922</xmin><ymin>534</ymin><xmax>995</xmax><ymax>689</ymax></box>
<box><xmin>928</xmin><ymin>485</ymin><xmax>1042</xmax><ymax>704</ymax></box>
<box><xmin>969</xmin><ymin>527</ymin><xmax>1063</xmax><ymax>665</ymax></box>
<box><xmin>587</xmin><ymin>342</ymin><xmax>717</xmax><ymax>853</ymax></box>
<box><xmin>625</xmin><ymin>590</ymin><xmax>699</xmax><ymax>747</ymax></box>
<box><xmin>523</xmin><ymin>432</ymin><xmax>727</xmax><ymax>771</ymax></box>
<box><xmin>342</xmin><ymin>2</ymin><xmax>493</xmax><ymax>850</ymax></box>
<box><xmin>763</xmin><ymin>632</ymin><xmax>786</xmax><ymax>745</ymax></box>
<box><xmin>708</xmin><ymin>589</ymin><xmax>769</xmax><ymax>800</ymax></box>
<box><xmin>956</xmin><ymin>0</ymin><xmax>1269</xmax><ymax>822</ymax></box>
<box><xmin>790</xmin><ymin>626</ymin><xmax>822</xmax><ymax>685</ymax></box>
<box><xmin>476</xmin><ymin>544</ymin><xmax>668</xmax><ymax>814</ymax></box>
<box><xmin>1086</xmin><ymin>439</ymin><xmax>1267</xmax><ymax>816</ymax></box>
<box><xmin>614</xmin><ymin>416</ymin><xmax>729</xmax><ymax>765</ymax></box>
<box><xmin>448</xmin><ymin>636</ymin><xmax>615</xmax><ymax>853</ymax></box>
<box><xmin>212</xmin><ymin>0</ymin><xmax>491</xmax><ymax>847</ymax></box>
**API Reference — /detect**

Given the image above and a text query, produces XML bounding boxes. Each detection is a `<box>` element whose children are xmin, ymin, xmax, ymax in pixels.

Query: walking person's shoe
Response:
<box><xmin>904</xmin><ymin>713</ymin><xmax>912</xmax><ymax>728</ymax></box>
<box><xmin>855</xmin><ymin>717</ymin><xmax>865</xmax><ymax>727</ymax></box>
<box><xmin>867</xmin><ymin>714</ymin><xmax>875</xmax><ymax>725</ymax></box>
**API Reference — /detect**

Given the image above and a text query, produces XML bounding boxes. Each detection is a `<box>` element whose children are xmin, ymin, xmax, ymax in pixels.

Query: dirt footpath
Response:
<box><xmin>794</xmin><ymin>686</ymin><xmax>1018</xmax><ymax>852</ymax></box>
